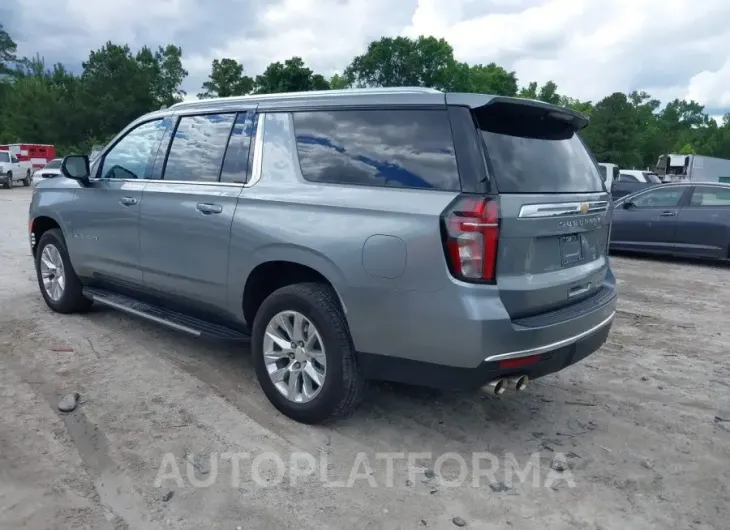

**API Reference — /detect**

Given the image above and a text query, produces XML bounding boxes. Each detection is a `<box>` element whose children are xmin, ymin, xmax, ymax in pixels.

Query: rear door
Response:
<box><xmin>674</xmin><ymin>185</ymin><xmax>730</xmax><ymax>258</ymax></box>
<box><xmin>139</xmin><ymin>110</ymin><xmax>256</xmax><ymax>315</ymax></box>
<box><xmin>471</xmin><ymin>99</ymin><xmax>610</xmax><ymax>319</ymax></box>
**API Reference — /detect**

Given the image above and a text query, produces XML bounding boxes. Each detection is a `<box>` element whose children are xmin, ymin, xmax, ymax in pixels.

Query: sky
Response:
<box><xmin>3</xmin><ymin>0</ymin><xmax>730</xmax><ymax>114</ymax></box>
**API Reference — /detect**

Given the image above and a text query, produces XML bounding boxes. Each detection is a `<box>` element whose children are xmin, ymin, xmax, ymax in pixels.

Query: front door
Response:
<box><xmin>610</xmin><ymin>186</ymin><xmax>689</xmax><ymax>253</ymax></box>
<box><xmin>139</xmin><ymin>111</ymin><xmax>255</xmax><ymax>315</ymax></box>
<box><xmin>66</xmin><ymin>118</ymin><xmax>171</xmax><ymax>288</ymax></box>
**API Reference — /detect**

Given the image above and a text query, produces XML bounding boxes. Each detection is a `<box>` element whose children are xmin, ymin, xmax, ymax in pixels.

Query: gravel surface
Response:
<box><xmin>1</xmin><ymin>187</ymin><xmax>729</xmax><ymax>529</ymax></box>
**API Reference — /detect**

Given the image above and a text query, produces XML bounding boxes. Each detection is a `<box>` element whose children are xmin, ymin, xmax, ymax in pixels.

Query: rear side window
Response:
<box><xmin>220</xmin><ymin>112</ymin><xmax>255</xmax><ymax>184</ymax></box>
<box><xmin>164</xmin><ymin>113</ymin><xmax>236</xmax><ymax>182</ymax></box>
<box><xmin>690</xmin><ymin>186</ymin><xmax>730</xmax><ymax>207</ymax></box>
<box><xmin>293</xmin><ymin>109</ymin><xmax>461</xmax><ymax>191</ymax></box>
<box><xmin>477</xmin><ymin>102</ymin><xmax>603</xmax><ymax>194</ymax></box>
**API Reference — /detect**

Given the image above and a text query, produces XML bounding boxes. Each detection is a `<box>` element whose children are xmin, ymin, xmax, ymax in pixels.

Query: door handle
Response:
<box><xmin>196</xmin><ymin>203</ymin><xmax>223</xmax><ymax>215</ymax></box>
<box><xmin>659</xmin><ymin>211</ymin><xmax>676</xmax><ymax>217</ymax></box>
<box><xmin>119</xmin><ymin>196</ymin><xmax>138</xmax><ymax>206</ymax></box>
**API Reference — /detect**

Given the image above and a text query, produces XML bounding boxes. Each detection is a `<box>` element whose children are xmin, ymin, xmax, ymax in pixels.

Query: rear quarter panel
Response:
<box><xmin>224</xmin><ymin>112</ymin><xmax>460</xmax><ymax>351</ymax></box>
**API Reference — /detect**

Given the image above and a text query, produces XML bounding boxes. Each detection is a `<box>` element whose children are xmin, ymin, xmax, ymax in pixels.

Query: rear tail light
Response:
<box><xmin>441</xmin><ymin>195</ymin><xmax>500</xmax><ymax>282</ymax></box>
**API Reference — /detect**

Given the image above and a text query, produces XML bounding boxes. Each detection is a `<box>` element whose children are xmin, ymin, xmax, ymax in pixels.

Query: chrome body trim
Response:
<box><xmin>484</xmin><ymin>312</ymin><xmax>615</xmax><ymax>363</ymax></box>
<box><xmin>519</xmin><ymin>201</ymin><xmax>609</xmax><ymax>218</ymax></box>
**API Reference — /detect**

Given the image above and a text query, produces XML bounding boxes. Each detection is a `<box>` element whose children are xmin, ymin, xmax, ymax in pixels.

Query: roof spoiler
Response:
<box><xmin>445</xmin><ymin>93</ymin><xmax>590</xmax><ymax>130</ymax></box>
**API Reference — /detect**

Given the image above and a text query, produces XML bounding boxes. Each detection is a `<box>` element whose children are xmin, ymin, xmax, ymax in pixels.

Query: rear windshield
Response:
<box><xmin>44</xmin><ymin>159</ymin><xmax>62</xmax><ymax>169</ymax></box>
<box><xmin>477</xmin><ymin>103</ymin><xmax>603</xmax><ymax>194</ymax></box>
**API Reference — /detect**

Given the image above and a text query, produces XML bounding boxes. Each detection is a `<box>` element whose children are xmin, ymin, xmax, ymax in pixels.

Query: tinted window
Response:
<box><xmin>220</xmin><ymin>112</ymin><xmax>255</xmax><ymax>183</ymax></box>
<box><xmin>632</xmin><ymin>187</ymin><xmax>684</xmax><ymax>208</ymax></box>
<box><xmin>164</xmin><ymin>113</ymin><xmax>236</xmax><ymax>182</ymax></box>
<box><xmin>690</xmin><ymin>186</ymin><xmax>730</xmax><ymax>207</ymax></box>
<box><xmin>10</xmin><ymin>154</ymin><xmax>18</xmax><ymax>163</ymax></box>
<box><xmin>477</xmin><ymin>102</ymin><xmax>602</xmax><ymax>193</ymax></box>
<box><xmin>0</xmin><ymin>152</ymin><xmax>9</xmax><ymax>162</ymax></box>
<box><xmin>44</xmin><ymin>159</ymin><xmax>62</xmax><ymax>169</ymax></box>
<box><xmin>99</xmin><ymin>119</ymin><xmax>166</xmax><ymax>179</ymax></box>
<box><xmin>619</xmin><ymin>174</ymin><xmax>638</xmax><ymax>182</ymax></box>
<box><xmin>293</xmin><ymin>109</ymin><xmax>461</xmax><ymax>191</ymax></box>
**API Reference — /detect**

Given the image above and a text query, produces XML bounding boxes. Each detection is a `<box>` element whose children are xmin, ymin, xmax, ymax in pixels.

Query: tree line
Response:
<box><xmin>1</xmin><ymin>25</ymin><xmax>729</xmax><ymax>167</ymax></box>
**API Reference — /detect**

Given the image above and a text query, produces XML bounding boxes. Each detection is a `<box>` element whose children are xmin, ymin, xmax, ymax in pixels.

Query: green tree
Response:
<box><xmin>448</xmin><ymin>62</ymin><xmax>518</xmax><ymax>95</ymax></box>
<box><xmin>329</xmin><ymin>73</ymin><xmax>349</xmax><ymax>89</ymax></box>
<box><xmin>0</xmin><ymin>23</ymin><xmax>19</xmax><ymax>74</ymax></box>
<box><xmin>519</xmin><ymin>81</ymin><xmax>561</xmax><ymax>104</ymax></box>
<box><xmin>254</xmin><ymin>57</ymin><xmax>330</xmax><ymax>94</ymax></box>
<box><xmin>581</xmin><ymin>92</ymin><xmax>642</xmax><ymax>167</ymax></box>
<box><xmin>198</xmin><ymin>58</ymin><xmax>253</xmax><ymax>98</ymax></box>
<box><xmin>344</xmin><ymin>36</ymin><xmax>455</xmax><ymax>89</ymax></box>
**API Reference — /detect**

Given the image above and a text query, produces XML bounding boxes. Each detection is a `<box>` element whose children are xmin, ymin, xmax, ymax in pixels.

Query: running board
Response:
<box><xmin>83</xmin><ymin>287</ymin><xmax>249</xmax><ymax>342</ymax></box>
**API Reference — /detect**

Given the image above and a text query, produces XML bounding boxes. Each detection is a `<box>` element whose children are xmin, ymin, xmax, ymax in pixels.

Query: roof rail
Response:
<box><xmin>170</xmin><ymin>86</ymin><xmax>443</xmax><ymax>108</ymax></box>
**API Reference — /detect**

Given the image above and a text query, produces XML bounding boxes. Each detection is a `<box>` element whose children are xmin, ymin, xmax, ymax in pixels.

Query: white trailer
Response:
<box><xmin>657</xmin><ymin>154</ymin><xmax>730</xmax><ymax>183</ymax></box>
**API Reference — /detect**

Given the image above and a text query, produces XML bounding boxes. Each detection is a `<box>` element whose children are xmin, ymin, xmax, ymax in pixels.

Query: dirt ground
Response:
<box><xmin>1</xmin><ymin>186</ymin><xmax>729</xmax><ymax>530</ymax></box>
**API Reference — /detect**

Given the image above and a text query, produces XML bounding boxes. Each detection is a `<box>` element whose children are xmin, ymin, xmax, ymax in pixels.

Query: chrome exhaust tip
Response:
<box><xmin>505</xmin><ymin>375</ymin><xmax>529</xmax><ymax>392</ymax></box>
<box><xmin>484</xmin><ymin>379</ymin><xmax>507</xmax><ymax>395</ymax></box>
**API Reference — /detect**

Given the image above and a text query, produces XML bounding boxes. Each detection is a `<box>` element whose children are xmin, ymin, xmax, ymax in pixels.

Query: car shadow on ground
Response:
<box><xmin>84</xmin><ymin>303</ymin><xmax>592</xmax><ymax>459</ymax></box>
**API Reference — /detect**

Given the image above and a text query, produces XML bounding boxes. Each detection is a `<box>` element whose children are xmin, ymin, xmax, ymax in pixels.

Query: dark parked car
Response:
<box><xmin>610</xmin><ymin>183</ymin><xmax>730</xmax><ymax>260</ymax></box>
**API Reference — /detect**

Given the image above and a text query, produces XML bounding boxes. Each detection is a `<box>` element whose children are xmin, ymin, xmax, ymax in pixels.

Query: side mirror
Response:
<box><xmin>622</xmin><ymin>199</ymin><xmax>633</xmax><ymax>209</ymax></box>
<box><xmin>61</xmin><ymin>155</ymin><xmax>90</xmax><ymax>182</ymax></box>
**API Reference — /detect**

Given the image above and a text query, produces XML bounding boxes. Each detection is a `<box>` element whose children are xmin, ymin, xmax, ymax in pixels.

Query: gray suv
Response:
<box><xmin>29</xmin><ymin>88</ymin><xmax>617</xmax><ymax>423</ymax></box>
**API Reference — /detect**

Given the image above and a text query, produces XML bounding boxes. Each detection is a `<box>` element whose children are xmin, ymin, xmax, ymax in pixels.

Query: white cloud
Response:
<box><xmin>4</xmin><ymin>0</ymin><xmax>730</xmax><ymax>111</ymax></box>
<box><xmin>687</xmin><ymin>58</ymin><xmax>730</xmax><ymax>109</ymax></box>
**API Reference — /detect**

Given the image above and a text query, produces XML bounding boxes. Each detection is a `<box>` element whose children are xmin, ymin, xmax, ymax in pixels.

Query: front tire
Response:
<box><xmin>23</xmin><ymin>171</ymin><xmax>31</xmax><ymax>187</ymax></box>
<box><xmin>34</xmin><ymin>228</ymin><xmax>93</xmax><ymax>314</ymax></box>
<box><xmin>251</xmin><ymin>282</ymin><xmax>366</xmax><ymax>424</ymax></box>
<box><xmin>3</xmin><ymin>171</ymin><xmax>11</xmax><ymax>189</ymax></box>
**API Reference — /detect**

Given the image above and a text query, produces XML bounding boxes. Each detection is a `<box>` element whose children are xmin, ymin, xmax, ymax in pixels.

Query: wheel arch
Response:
<box><xmin>241</xmin><ymin>245</ymin><xmax>349</xmax><ymax>328</ymax></box>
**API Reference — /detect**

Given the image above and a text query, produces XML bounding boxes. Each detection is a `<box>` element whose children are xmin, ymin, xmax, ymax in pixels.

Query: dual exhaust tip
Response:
<box><xmin>484</xmin><ymin>375</ymin><xmax>529</xmax><ymax>395</ymax></box>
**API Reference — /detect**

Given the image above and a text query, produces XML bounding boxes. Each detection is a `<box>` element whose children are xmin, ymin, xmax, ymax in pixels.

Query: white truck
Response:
<box><xmin>0</xmin><ymin>150</ymin><xmax>33</xmax><ymax>189</ymax></box>
<box><xmin>598</xmin><ymin>162</ymin><xmax>619</xmax><ymax>191</ymax></box>
<box><xmin>656</xmin><ymin>154</ymin><xmax>730</xmax><ymax>183</ymax></box>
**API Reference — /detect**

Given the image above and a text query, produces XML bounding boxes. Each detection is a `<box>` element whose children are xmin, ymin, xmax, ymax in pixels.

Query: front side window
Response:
<box><xmin>99</xmin><ymin>119</ymin><xmax>166</xmax><ymax>180</ymax></box>
<box><xmin>163</xmin><ymin>113</ymin><xmax>236</xmax><ymax>182</ymax></box>
<box><xmin>690</xmin><ymin>186</ymin><xmax>730</xmax><ymax>207</ymax></box>
<box><xmin>631</xmin><ymin>187</ymin><xmax>685</xmax><ymax>208</ymax></box>
<box><xmin>293</xmin><ymin>109</ymin><xmax>461</xmax><ymax>191</ymax></box>
<box><xmin>11</xmin><ymin>155</ymin><xmax>18</xmax><ymax>163</ymax></box>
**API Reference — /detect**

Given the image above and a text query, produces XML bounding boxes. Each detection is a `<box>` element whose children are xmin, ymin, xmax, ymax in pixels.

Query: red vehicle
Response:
<box><xmin>0</xmin><ymin>144</ymin><xmax>56</xmax><ymax>175</ymax></box>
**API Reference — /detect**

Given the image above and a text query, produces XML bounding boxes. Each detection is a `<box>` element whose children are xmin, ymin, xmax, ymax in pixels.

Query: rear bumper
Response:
<box><xmin>359</xmin><ymin>312</ymin><xmax>613</xmax><ymax>391</ymax></box>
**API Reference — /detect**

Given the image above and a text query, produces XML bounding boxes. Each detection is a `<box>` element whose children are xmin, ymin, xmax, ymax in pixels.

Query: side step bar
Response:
<box><xmin>83</xmin><ymin>287</ymin><xmax>249</xmax><ymax>342</ymax></box>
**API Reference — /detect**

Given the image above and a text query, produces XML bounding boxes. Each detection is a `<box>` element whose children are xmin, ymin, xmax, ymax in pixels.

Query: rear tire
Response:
<box><xmin>251</xmin><ymin>282</ymin><xmax>367</xmax><ymax>424</ymax></box>
<box><xmin>3</xmin><ymin>171</ymin><xmax>11</xmax><ymax>189</ymax></box>
<box><xmin>34</xmin><ymin>228</ymin><xmax>93</xmax><ymax>314</ymax></box>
